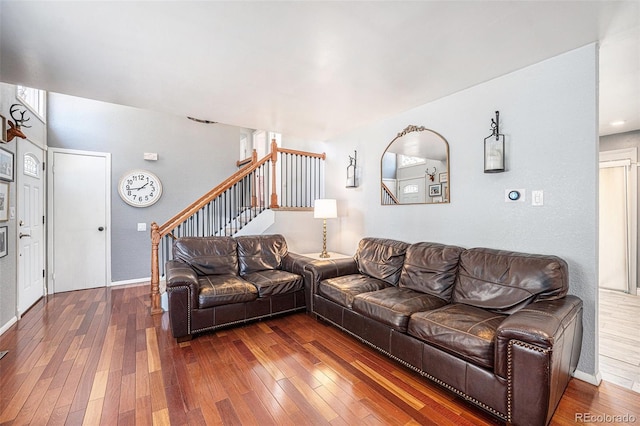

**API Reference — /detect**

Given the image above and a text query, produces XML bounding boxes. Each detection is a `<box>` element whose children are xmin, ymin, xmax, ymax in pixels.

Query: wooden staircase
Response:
<box><xmin>150</xmin><ymin>141</ymin><xmax>326</xmax><ymax>314</ymax></box>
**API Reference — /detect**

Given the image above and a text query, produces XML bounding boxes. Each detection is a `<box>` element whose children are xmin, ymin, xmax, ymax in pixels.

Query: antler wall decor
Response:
<box><xmin>425</xmin><ymin>167</ymin><xmax>437</xmax><ymax>182</ymax></box>
<box><xmin>5</xmin><ymin>104</ymin><xmax>31</xmax><ymax>142</ymax></box>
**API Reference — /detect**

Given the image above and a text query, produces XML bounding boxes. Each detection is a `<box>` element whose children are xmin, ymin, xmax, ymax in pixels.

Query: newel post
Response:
<box><xmin>150</xmin><ymin>221</ymin><xmax>163</xmax><ymax>315</ymax></box>
<box><xmin>269</xmin><ymin>139</ymin><xmax>279</xmax><ymax>208</ymax></box>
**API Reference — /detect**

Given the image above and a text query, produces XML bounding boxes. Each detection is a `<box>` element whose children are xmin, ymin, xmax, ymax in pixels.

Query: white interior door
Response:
<box><xmin>599</xmin><ymin>164</ymin><xmax>629</xmax><ymax>291</ymax></box>
<box><xmin>17</xmin><ymin>139</ymin><xmax>45</xmax><ymax>315</ymax></box>
<box><xmin>49</xmin><ymin>149</ymin><xmax>111</xmax><ymax>292</ymax></box>
<box><xmin>599</xmin><ymin>148</ymin><xmax>638</xmax><ymax>294</ymax></box>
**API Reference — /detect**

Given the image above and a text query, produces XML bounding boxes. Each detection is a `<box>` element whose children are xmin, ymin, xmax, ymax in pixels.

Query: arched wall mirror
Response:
<box><xmin>381</xmin><ymin>125</ymin><xmax>450</xmax><ymax>205</ymax></box>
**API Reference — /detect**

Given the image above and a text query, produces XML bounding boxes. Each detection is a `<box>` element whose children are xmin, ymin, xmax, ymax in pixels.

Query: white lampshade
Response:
<box><xmin>314</xmin><ymin>199</ymin><xmax>337</xmax><ymax>219</ymax></box>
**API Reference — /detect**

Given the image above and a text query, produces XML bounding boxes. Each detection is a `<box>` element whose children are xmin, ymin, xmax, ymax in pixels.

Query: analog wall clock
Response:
<box><xmin>118</xmin><ymin>169</ymin><xmax>163</xmax><ymax>207</ymax></box>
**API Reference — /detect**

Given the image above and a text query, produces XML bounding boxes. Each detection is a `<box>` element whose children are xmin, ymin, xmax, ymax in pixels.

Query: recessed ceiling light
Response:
<box><xmin>610</xmin><ymin>120</ymin><xmax>626</xmax><ymax>126</ymax></box>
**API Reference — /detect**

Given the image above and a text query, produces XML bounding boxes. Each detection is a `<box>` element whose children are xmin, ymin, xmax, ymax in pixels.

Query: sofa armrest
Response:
<box><xmin>166</xmin><ymin>260</ymin><xmax>200</xmax><ymax>338</ymax></box>
<box><xmin>495</xmin><ymin>295</ymin><xmax>582</xmax><ymax>377</ymax></box>
<box><xmin>166</xmin><ymin>259</ymin><xmax>198</xmax><ymax>287</ymax></box>
<box><xmin>281</xmin><ymin>252</ymin><xmax>315</xmax><ymax>276</ymax></box>
<box><xmin>495</xmin><ymin>295</ymin><xmax>583</xmax><ymax>425</ymax></box>
<box><xmin>305</xmin><ymin>257</ymin><xmax>359</xmax><ymax>293</ymax></box>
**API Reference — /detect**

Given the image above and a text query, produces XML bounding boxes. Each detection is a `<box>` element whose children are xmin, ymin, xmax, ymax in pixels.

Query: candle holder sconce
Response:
<box><xmin>346</xmin><ymin>150</ymin><xmax>358</xmax><ymax>187</ymax></box>
<box><xmin>484</xmin><ymin>111</ymin><xmax>505</xmax><ymax>173</ymax></box>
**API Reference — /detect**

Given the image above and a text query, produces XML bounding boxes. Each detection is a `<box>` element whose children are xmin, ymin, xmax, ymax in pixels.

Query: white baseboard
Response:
<box><xmin>161</xmin><ymin>291</ymin><xmax>168</xmax><ymax>311</ymax></box>
<box><xmin>110</xmin><ymin>277</ymin><xmax>151</xmax><ymax>286</ymax></box>
<box><xmin>0</xmin><ymin>316</ymin><xmax>17</xmax><ymax>337</ymax></box>
<box><xmin>573</xmin><ymin>369</ymin><xmax>602</xmax><ymax>386</ymax></box>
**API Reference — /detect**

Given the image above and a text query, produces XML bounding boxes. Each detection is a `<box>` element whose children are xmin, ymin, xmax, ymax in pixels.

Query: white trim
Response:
<box><xmin>110</xmin><ymin>277</ymin><xmax>150</xmax><ymax>286</ymax></box>
<box><xmin>573</xmin><ymin>369</ymin><xmax>602</xmax><ymax>386</ymax></box>
<box><xmin>161</xmin><ymin>291</ymin><xmax>169</xmax><ymax>311</ymax></box>
<box><xmin>599</xmin><ymin>159</ymin><xmax>631</xmax><ymax>168</ymax></box>
<box><xmin>0</xmin><ymin>316</ymin><xmax>17</xmax><ymax>337</ymax></box>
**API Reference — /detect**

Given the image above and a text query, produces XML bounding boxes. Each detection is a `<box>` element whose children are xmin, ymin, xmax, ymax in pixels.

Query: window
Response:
<box><xmin>398</xmin><ymin>154</ymin><xmax>426</xmax><ymax>167</ymax></box>
<box><xmin>16</xmin><ymin>86</ymin><xmax>46</xmax><ymax>121</ymax></box>
<box><xmin>403</xmin><ymin>184</ymin><xmax>419</xmax><ymax>194</ymax></box>
<box><xmin>24</xmin><ymin>153</ymin><xmax>40</xmax><ymax>178</ymax></box>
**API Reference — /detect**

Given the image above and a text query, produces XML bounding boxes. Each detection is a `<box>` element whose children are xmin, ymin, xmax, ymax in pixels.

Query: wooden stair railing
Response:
<box><xmin>150</xmin><ymin>142</ymin><xmax>325</xmax><ymax>314</ymax></box>
<box><xmin>382</xmin><ymin>183</ymin><xmax>400</xmax><ymax>205</ymax></box>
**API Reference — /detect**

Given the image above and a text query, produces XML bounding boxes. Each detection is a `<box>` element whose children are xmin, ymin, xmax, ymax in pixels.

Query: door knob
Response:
<box><xmin>19</xmin><ymin>233</ymin><xmax>30</xmax><ymax>239</ymax></box>
<box><xmin>98</xmin><ymin>226</ymin><xmax>105</xmax><ymax>231</ymax></box>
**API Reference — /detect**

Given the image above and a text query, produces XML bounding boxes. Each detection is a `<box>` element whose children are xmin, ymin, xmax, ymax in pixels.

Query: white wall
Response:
<box><xmin>322</xmin><ymin>45</ymin><xmax>599</xmax><ymax>377</ymax></box>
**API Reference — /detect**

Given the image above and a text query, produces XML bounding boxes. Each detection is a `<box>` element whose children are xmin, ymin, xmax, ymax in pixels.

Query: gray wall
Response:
<box><xmin>322</xmin><ymin>45</ymin><xmax>599</xmax><ymax>377</ymax></box>
<box><xmin>600</xmin><ymin>129</ymin><xmax>640</xmax><ymax>288</ymax></box>
<box><xmin>47</xmin><ymin>93</ymin><xmax>243</xmax><ymax>281</ymax></box>
<box><xmin>0</xmin><ymin>82</ymin><xmax>47</xmax><ymax>331</ymax></box>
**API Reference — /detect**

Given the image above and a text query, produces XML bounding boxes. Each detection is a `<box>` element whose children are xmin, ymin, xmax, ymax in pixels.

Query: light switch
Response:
<box><xmin>532</xmin><ymin>190</ymin><xmax>544</xmax><ymax>206</ymax></box>
<box><xmin>144</xmin><ymin>152</ymin><xmax>158</xmax><ymax>161</ymax></box>
<box><xmin>137</xmin><ymin>223</ymin><xmax>147</xmax><ymax>232</ymax></box>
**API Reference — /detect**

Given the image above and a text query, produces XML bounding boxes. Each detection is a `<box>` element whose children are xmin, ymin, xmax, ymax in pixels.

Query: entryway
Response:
<box><xmin>598</xmin><ymin>147</ymin><xmax>640</xmax><ymax>392</ymax></box>
<box><xmin>17</xmin><ymin>138</ymin><xmax>46</xmax><ymax>316</ymax></box>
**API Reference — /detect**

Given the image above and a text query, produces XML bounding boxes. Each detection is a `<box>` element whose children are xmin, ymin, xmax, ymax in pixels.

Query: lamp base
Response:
<box><xmin>320</xmin><ymin>219</ymin><xmax>330</xmax><ymax>258</ymax></box>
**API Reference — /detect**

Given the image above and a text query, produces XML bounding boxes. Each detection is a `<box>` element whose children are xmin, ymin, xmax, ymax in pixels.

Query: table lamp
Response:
<box><xmin>313</xmin><ymin>199</ymin><xmax>337</xmax><ymax>258</ymax></box>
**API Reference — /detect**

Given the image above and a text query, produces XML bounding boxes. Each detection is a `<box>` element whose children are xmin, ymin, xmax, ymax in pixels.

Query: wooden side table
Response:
<box><xmin>300</xmin><ymin>252</ymin><xmax>352</xmax><ymax>260</ymax></box>
<box><xmin>298</xmin><ymin>252</ymin><xmax>353</xmax><ymax>313</ymax></box>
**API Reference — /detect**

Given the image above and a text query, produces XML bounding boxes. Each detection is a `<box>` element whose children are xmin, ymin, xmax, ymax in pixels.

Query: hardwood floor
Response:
<box><xmin>599</xmin><ymin>288</ymin><xmax>640</xmax><ymax>392</ymax></box>
<box><xmin>0</xmin><ymin>284</ymin><xmax>639</xmax><ymax>425</ymax></box>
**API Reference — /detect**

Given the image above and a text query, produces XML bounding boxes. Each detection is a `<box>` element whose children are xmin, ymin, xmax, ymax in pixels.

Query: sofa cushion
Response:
<box><xmin>236</xmin><ymin>234</ymin><xmax>288</xmax><ymax>275</ymax></box>
<box><xmin>318</xmin><ymin>274</ymin><xmax>391</xmax><ymax>309</ymax></box>
<box><xmin>354</xmin><ymin>238</ymin><xmax>410</xmax><ymax>285</ymax></box>
<box><xmin>399</xmin><ymin>242</ymin><xmax>464</xmax><ymax>301</ymax></box>
<box><xmin>453</xmin><ymin>248</ymin><xmax>569</xmax><ymax>313</ymax></box>
<box><xmin>173</xmin><ymin>237</ymin><xmax>238</xmax><ymax>276</ymax></box>
<box><xmin>408</xmin><ymin>304</ymin><xmax>506</xmax><ymax>370</ymax></box>
<box><xmin>352</xmin><ymin>287</ymin><xmax>448</xmax><ymax>332</ymax></box>
<box><xmin>242</xmin><ymin>270</ymin><xmax>304</xmax><ymax>297</ymax></box>
<box><xmin>197</xmin><ymin>275</ymin><xmax>258</xmax><ymax>308</ymax></box>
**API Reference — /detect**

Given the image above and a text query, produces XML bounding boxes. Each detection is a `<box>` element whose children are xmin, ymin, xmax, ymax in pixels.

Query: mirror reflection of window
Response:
<box><xmin>381</xmin><ymin>125</ymin><xmax>450</xmax><ymax>205</ymax></box>
<box><xmin>403</xmin><ymin>184</ymin><xmax>419</xmax><ymax>194</ymax></box>
<box><xmin>398</xmin><ymin>155</ymin><xmax>426</xmax><ymax>167</ymax></box>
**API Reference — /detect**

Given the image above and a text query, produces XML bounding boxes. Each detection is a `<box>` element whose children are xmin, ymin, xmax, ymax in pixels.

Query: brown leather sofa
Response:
<box><xmin>305</xmin><ymin>237</ymin><xmax>583</xmax><ymax>426</ymax></box>
<box><xmin>165</xmin><ymin>234</ymin><xmax>308</xmax><ymax>341</ymax></box>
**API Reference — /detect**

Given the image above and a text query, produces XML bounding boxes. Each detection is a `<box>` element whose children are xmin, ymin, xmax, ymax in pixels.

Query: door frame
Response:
<box><xmin>47</xmin><ymin>148</ymin><xmax>112</xmax><ymax>293</ymax></box>
<box><xmin>599</xmin><ymin>147</ymin><xmax>638</xmax><ymax>295</ymax></box>
<box><xmin>16</xmin><ymin>138</ymin><xmax>47</xmax><ymax>317</ymax></box>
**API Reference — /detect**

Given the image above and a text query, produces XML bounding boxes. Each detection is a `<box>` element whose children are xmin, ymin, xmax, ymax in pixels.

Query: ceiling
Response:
<box><xmin>1</xmin><ymin>1</ymin><xmax>638</xmax><ymax>140</ymax></box>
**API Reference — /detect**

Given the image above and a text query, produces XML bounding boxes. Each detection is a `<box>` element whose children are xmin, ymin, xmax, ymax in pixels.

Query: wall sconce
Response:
<box><xmin>314</xmin><ymin>199</ymin><xmax>337</xmax><ymax>258</ymax></box>
<box><xmin>484</xmin><ymin>111</ymin><xmax>505</xmax><ymax>173</ymax></box>
<box><xmin>346</xmin><ymin>150</ymin><xmax>357</xmax><ymax>188</ymax></box>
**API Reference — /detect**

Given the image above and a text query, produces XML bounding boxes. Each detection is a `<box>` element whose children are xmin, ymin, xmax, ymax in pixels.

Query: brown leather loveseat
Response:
<box><xmin>165</xmin><ymin>234</ymin><xmax>308</xmax><ymax>341</ymax></box>
<box><xmin>305</xmin><ymin>237</ymin><xmax>583</xmax><ymax>426</ymax></box>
